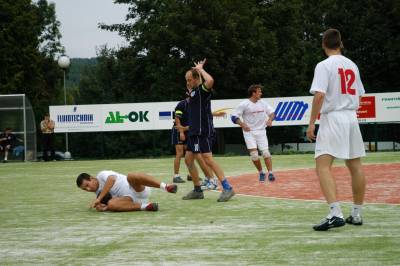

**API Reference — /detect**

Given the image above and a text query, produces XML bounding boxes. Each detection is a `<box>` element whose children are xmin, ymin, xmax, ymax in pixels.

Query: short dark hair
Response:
<box><xmin>76</xmin><ymin>173</ymin><xmax>91</xmax><ymax>187</ymax></box>
<box><xmin>248</xmin><ymin>84</ymin><xmax>263</xmax><ymax>97</ymax></box>
<box><xmin>187</xmin><ymin>69</ymin><xmax>200</xmax><ymax>80</ymax></box>
<box><xmin>322</xmin><ymin>28</ymin><xmax>342</xmax><ymax>50</ymax></box>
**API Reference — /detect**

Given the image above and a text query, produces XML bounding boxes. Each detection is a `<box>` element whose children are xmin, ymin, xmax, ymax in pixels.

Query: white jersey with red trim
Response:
<box><xmin>95</xmin><ymin>170</ymin><xmax>132</xmax><ymax>197</ymax></box>
<box><xmin>232</xmin><ymin>99</ymin><xmax>274</xmax><ymax>131</ymax></box>
<box><xmin>310</xmin><ymin>54</ymin><xmax>365</xmax><ymax>114</ymax></box>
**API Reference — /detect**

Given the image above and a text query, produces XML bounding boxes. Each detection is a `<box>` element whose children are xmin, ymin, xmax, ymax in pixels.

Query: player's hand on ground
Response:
<box><xmin>306</xmin><ymin>124</ymin><xmax>316</xmax><ymax>142</ymax></box>
<box><xmin>95</xmin><ymin>204</ymin><xmax>108</xmax><ymax>212</ymax></box>
<box><xmin>91</xmin><ymin>198</ymin><xmax>101</xmax><ymax>208</ymax></box>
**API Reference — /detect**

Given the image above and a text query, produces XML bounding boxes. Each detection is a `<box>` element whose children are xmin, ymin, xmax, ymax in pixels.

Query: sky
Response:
<box><xmin>50</xmin><ymin>0</ymin><xmax>130</xmax><ymax>58</ymax></box>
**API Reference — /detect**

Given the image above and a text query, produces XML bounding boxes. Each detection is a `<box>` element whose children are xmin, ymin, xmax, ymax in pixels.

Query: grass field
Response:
<box><xmin>0</xmin><ymin>152</ymin><xmax>399</xmax><ymax>265</ymax></box>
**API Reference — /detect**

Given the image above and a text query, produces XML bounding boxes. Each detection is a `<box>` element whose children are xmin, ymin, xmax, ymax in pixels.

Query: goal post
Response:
<box><xmin>0</xmin><ymin>94</ymin><xmax>37</xmax><ymax>161</ymax></box>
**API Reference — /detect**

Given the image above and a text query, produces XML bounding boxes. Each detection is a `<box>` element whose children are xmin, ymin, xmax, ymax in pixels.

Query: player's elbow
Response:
<box><xmin>314</xmin><ymin>92</ymin><xmax>325</xmax><ymax>104</ymax></box>
<box><xmin>231</xmin><ymin>115</ymin><xmax>239</xmax><ymax>124</ymax></box>
<box><xmin>205</xmin><ymin>78</ymin><xmax>214</xmax><ymax>89</ymax></box>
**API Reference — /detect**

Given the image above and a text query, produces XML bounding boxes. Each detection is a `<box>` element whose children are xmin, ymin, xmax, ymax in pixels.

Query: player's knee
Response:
<box><xmin>202</xmin><ymin>155</ymin><xmax>214</xmax><ymax>166</ymax></box>
<box><xmin>250</xmin><ymin>151</ymin><xmax>259</xmax><ymax>161</ymax></box>
<box><xmin>261</xmin><ymin>149</ymin><xmax>271</xmax><ymax>158</ymax></box>
<box><xmin>106</xmin><ymin>199</ymin><xmax>117</xmax><ymax>211</ymax></box>
<box><xmin>127</xmin><ymin>172</ymin><xmax>141</xmax><ymax>184</ymax></box>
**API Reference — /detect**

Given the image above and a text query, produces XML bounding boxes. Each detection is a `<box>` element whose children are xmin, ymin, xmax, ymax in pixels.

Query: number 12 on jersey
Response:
<box><xmin>338</xmin><ymin>68</ymin><xmax>356</xmax><ymax>95</ymax></box>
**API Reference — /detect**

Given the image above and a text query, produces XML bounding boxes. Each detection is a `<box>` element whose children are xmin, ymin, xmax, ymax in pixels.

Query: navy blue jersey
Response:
<box><xmin>188</xmin><ymin>84</ymin><xmax>215</xmax><ymax>137</ymax></box>
<box><xmin>0</xmin><ymin>133</ymin><xmax>16</xmax><ymax>146</ymax></box>
<box><xmin>174</xmin><ymin>99</ymin><xmax>189</xmax><ymax>127</ymax></box>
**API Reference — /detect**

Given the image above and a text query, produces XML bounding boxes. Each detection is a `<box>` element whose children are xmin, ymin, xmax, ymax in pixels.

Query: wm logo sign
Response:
<box><xmin>275</xmin><ymin>101</ymin><xmax>308</xmax><ymax>121</ymax></box>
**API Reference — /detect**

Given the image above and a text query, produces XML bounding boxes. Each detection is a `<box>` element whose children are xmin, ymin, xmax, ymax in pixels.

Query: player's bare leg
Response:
<box><xmin>345</xmin><ymin>158</ymin><xmax>366</xmax><ymax>204</ymax></box>
<box><xmin>344</xmin><ymin>158</ymin><xmax>365</xmax><ymax>225</ymax></box>
<box><xmin>316</xmin><ymin>154</ymin><xmax>337</xmax><ymax>203</ymax></box>
<box><xmin>264</xmin><ymin>157</ymin><xmax>272</xmax><ymax>172</ymax></box>
<box><xmin>185</xmin><ymin>151</ymin><xmax>201</xmax><ymax>186</ymax></box>
<box><xmin>105</xmin><ymin>197</ymin><xmax>142</xmax><ymax>212</ymax></box>
<box><xmin>105</xmin><ymin>197</ymin><xmax>158</xmax><ymax>212</ymax></box>
<box><xmin>127</xmin><ymin>172</ymin><xmax>177</xmax><ymax>194</ymax></box>
<box><xmin>201</xmin><ymin>152</ymin><xmax>235</xmax><ymax>202</ymax></box>
<box><xmin>312</xmin><ymin>154</ymin><xmax>345</xmax><ymax>230</ymax></box>
<box><xmin>201</xmin><ymin>152</ymin><xmax>225</xmax><ymax>182</ymax></box>
<box><xmin>196</xmin><ymin>154</ymin><xmax>218</xmax><ymax>190</ymax></box>
<box><xmin>182</xmin><ymin>151</ymin><xmax>204</xmax><ymax>200</ymax></box>
<box><xmin>173</xmin><ymin>144</ymin><xmax>185</xmax><ymax>182</ymax></box>
<box><xmin>249</xmin><ymin>149</ymin><xmax>263</xmax><ymax>172</ymax></box>
<box><xmin>195</xmin><ymin>153</ymin><xmax>214</xmax><ymax>178</ymax></box>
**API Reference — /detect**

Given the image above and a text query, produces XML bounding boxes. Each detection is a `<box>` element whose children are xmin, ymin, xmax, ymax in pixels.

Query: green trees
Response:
<box><xmin>0</xmin><ymin>0</ymin><xmax>64</xmax><ymax>116</ymax></box>
<box><xmin>71</xmin><ymin>0</ymin><xmax>399</xmax><ymax>158</ymax></box>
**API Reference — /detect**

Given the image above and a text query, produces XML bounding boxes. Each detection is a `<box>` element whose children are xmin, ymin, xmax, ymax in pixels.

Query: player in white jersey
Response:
<box><xmin>306</xmin><ymin>28</ymin><xmax>366</xmax><ymax>231</ymax></box>
<box><xmin>231</xmin><ymin>84</ymin><xmax>276</xmax><ymax>183</ymax></box>
<box><xmin>76</xmin><ymin>170</ymin><xmax>178</xmax><ymax>212</ymax></box>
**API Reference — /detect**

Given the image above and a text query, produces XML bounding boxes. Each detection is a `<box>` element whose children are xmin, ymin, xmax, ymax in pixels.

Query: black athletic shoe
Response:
<box><xmin>173</xmin><ymin>176</ymin><xmax>185</xmax><ymax>183</ymax></box>
<box><xmin>186</xmin><ymin>175</ymin><xmax>202</xmax><ymax>181</ymax></box>
<box><xmin>166</xmin><ymin>184</ymin><xmax>178</xmax><ymax>193</ymax></box>
<box><xmin>313</xmin><ymin>216</ymin><xmax>345</xmax><ymax>231</ymax></box>
<box><xmin>345</xmin><ymin>215</ymin><xmax>363</xmax><ymax>225</ymax></box>
<box><xmin>145</xmin><ymin>203</ymin><xmax>159</xmax><ymax>211</ymax></box>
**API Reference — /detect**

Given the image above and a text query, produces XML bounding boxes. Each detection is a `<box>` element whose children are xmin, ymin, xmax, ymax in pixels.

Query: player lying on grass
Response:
<box><xmin>76</xmin><ymin>171</ymin><xmax>178</xmax><ymax>212</ymax></box>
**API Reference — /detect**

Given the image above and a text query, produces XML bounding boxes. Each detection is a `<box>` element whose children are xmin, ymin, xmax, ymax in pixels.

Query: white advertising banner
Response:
<box><xmin>50</xmin><ymin>92</ymin><xmax>400</xmax><ymax>133</ymax></box>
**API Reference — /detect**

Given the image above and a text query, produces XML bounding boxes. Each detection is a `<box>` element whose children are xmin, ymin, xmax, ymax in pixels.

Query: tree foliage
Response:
<box><xmin>70</xmin><ymin>0</ymin><xmax>400</xmax><ymax>158</ymax></box>
<box><xmin>0</xmin><ymin>0</ymin><xmax>64</xmax><ymax>117</ymax></box>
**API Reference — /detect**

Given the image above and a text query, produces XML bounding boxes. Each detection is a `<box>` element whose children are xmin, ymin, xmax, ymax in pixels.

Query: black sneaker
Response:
<box><xmin>186</xmin><ymin>175</ymin><xmax>202</xmax><ymax>182</ymax></box>
<box><xmin>182</xmin><ymin>190</ymin><xmax>204</xmax><ymax>200</ymax></box>
<box><xmin>145</xmin><ymin>203</ymin><xmax>159</xmax><ymax>211</ymax></box>
<box><xmin>345</xmin><ymin>215</ymin><xmax>363</xmax><ymax>225</ymax></box>
<box><xmin>217</xmin><ymin>189</ymin><xmax>235</xmax><ymax>202</ymax></box>
<box><xmin>268</xmin><ymin>173</ymin><xmax>275</xmax><ymax>181</ymax></box>
<box><xmin>173</xmin><ymin>176</ymin><xmax>185</xmax><ymax>183</ymax></box>
<box><xmin>166</xmin><ymin>184</ymin><xmax>178</xmax><ymax>193</ymax></box>
<box><xmin>313</xmin><ymin>216</ymin><xmax>345</xmax><ymax>231</ymax></box>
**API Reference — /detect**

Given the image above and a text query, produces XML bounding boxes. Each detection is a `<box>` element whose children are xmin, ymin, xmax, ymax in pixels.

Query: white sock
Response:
<box><xmin>140</xmin><ymin>203</ymin><xmax>149</xmax><ymax>210</ymax></box>
<box><xmin>160</xmin><ymin>182</ymin><xmax>167</xmax><ymax>191</ymax></box>
<box><xmin>174</xmin><ymin>174</ymin><xmax>180</xmax><ymax>178</ymax></box>
<box><xmin>352</xmin><ymin>204</ymin><xmax>363</xmax><ymax>217</ymax></box>
<box><xmin>269</xmin><ymin>171</ymin><xmax>273</xmax><ymax>174</ymax></box>
<box><xmin>259</xmin><ymin>170</ymin><xmax>264</xmax><ymax>174</ymax></box>
<box><xmin>328</xmin><ymin>202</ymin><xmax>343</xmax><ymax>218</ymax></box>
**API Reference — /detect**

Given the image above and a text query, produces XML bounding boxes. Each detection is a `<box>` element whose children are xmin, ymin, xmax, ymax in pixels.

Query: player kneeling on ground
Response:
<box><xmin>76</xmin><ymin>171</ymin><xmax>178</xmax><ymax>212</ymax></box>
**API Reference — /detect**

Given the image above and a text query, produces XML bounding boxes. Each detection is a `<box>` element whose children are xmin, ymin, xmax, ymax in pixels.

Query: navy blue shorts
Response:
<box><xmin>171</xmin><ymin>127</ymin><xmax>187</xmax><ymax>145</ymax></box>
<box><xmin>187</xmin><ymin>135</ymin><xmax>214</xmax><ymax>153</ymax></box>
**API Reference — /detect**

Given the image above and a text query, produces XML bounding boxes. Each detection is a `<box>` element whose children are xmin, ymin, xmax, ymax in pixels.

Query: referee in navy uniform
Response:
<box><xmin>171</xmin><ymin>97</ymin><xmax>190</xmax><ymax>183</ymax></box>
<box><xmin>182</xmin><ymin>59</ymin><xmax>235</xmax><ymax>202</ymax></box>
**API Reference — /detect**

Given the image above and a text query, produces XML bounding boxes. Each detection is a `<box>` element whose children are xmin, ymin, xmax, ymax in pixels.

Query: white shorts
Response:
<box><xmin>124</xmin><ymin>186</ymin><xmax>151</xmax><ymax>204</ymax></box>
<box><xmin>243</xmin><ymin>129</ymin><xmax>269</xmax><ymax>151</ymax></box>
<box><xmin>315</xmin><ymin>110</ymin><xmax>365</xmax><ymax>159</ymax></box>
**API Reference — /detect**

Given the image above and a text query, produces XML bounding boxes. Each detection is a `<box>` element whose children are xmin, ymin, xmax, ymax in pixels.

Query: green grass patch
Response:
<box><xmin>0</xmin><ymin>152</ymin><xmax>399</xmax><ymax>265</ymax></box>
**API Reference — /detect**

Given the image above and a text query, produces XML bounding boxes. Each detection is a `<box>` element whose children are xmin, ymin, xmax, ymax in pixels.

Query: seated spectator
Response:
<box><xmin>0</xmin><ymin>128</ymin><xmax>21</xmax><ymax>162</ymax></box>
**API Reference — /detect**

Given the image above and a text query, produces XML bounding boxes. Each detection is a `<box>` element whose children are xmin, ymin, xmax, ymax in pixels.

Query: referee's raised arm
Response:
<box><xmin>193</xmin><ymin>58</ymin><xmax>214</xmax><ymax>90</ymax></box>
